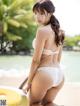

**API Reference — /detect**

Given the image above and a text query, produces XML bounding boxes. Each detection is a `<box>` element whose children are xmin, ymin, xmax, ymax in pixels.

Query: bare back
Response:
<box><xmin>38</xmin><ymin>24</ymin><xmax>62</xmax><ymax>67</ymax></box>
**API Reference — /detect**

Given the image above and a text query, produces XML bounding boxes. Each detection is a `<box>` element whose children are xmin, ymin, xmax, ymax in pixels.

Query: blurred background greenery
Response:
<box><xmin>0</xmin><ymin>0</ymin><xmax>37</xmax><ymax>55</ymax></box>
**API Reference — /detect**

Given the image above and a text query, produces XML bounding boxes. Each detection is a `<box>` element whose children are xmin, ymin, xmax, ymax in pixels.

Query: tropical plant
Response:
<box><xmin>64</xmin><ymin>35</ymin><xmax>80</xmax><ymax>47</ymax></box>
<box><xmin>0</xmin><ymin>0</ymin><xmax>36</xmax><ymax>54</ymax></box>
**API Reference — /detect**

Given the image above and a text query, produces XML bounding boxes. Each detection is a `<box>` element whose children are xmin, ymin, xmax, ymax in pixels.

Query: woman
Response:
<box><xmin>23</xmin><ymin>0</ymin><xmax>65</xmax><ymax>106</ymax></box>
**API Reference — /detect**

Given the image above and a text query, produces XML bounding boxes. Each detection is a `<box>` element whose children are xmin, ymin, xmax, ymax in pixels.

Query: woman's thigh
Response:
<box><xmin>42</xmin><ymin>77</ymin><xmax>65</xmax><ymax>105</ymax></box>
<box><xmin>28</xmin><ymin>70</ymin><xmax>53</xmax><ymax>105</ymax></box>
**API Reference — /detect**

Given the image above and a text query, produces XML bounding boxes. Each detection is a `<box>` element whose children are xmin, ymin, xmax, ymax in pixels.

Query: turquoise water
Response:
<box><xmin>0</xmin><ymin>51</ymin><xmax>80</xmax><ymax>83</ymax></box>
<box><xmin>61</xmin><ymin>51</ymin><xmax>80</xmax><ymax>83</ymax></box>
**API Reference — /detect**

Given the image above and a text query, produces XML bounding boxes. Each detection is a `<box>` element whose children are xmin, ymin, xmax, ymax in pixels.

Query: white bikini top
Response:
<box><xmin>32</xmin><ymin>38</ymin><xmax>59</xmax><ymax>55</ymax></box>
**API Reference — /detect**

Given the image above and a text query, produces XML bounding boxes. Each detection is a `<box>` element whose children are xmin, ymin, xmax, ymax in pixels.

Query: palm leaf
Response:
<box><xmin>14</xmin><ymin>11</ymin><xmax>33</xmax><ymax>23</ymax></box>
<box><xmin>3</xmin><ymin>21</ymin><xmax>8</xmax><ymax>33</ymax></box>
<box><xmin>20</xmin><ymin>23</ymin><xmax>28</xmax><ymax>28</ymax></box>
<box><xmin>6</xmin><ymin>32</ymin><xmax>22</xmax><ymax>41</ymax></box>
<box><xmin>16</xmin><ymin>9</ymin><xmax>28</xmax><ymax>15</ymax></box>
<box><xmin>7</xmin><ymin>19</ymin><xmax>20</xmax><ymax>27</ymax></box>
<box><xmin>8</xmin><ymin>0</ymin><xmax>33</xmax><ymax>11</ymax></box>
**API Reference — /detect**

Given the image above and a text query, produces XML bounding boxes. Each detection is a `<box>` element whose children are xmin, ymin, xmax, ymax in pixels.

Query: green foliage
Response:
<box><xmin>65</xmin><ymin>35</ymin><xmax>80</xmax><ymax>47</ymax></box>
<box><xmin>10</xmin><ymin>25</ymin><xmax>37</xmax><ymax>52</ymax></box>
<box><xmin>0</xmin><ymin>0</ymin><xmax>37</xmax><ymax>54</ymax></box>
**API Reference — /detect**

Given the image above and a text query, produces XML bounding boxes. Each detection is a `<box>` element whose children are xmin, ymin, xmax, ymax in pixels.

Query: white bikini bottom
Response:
<box><xmin>37</xmin><ymin>66</ymin><xmax>64</xmax><ymax>87</ymax></box>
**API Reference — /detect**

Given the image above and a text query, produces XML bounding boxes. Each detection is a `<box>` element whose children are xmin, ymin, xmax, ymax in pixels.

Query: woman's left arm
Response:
<box><xmin>27</xmin><ymin>28</ymin><xmax>47</xmax><ymax>85</ymax></box>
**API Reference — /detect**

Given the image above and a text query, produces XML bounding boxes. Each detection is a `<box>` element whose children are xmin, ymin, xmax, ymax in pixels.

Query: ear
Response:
<box><xmin>47</xmin><ymin>13</ymin><xmax>52</xmax><ymax>19</ymax></box>
<box><xmin>44</xmin><ymin>9</ymin><xmax>48</xmax><ymax>16</ymax></box>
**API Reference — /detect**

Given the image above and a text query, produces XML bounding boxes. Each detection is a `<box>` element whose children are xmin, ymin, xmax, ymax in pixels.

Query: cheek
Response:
<box><xmin>41</xmin><ymin>16</ymin><xmax>46</xmax><ymax>22</ymax></box>
<box><xmin>34</xmin><ymin>15</ymin><xmax>46</xmax><ymax>23</ymax></box>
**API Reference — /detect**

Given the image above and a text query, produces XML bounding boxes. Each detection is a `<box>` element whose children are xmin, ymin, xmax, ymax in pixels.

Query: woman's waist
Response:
<box><xmin>37</xmin><ymin>66</ymin><xmax>64</xmax><ymax>75</ymax></box>
<box><xmin>38</xmin><ymin>62</ymin><xmax>64</xmax><ymax>71</ymax></box>
<box><xmin>39</xmin><ymin>62</ymin><xmax>60</xmax><ymax>68</ymax></box>
<box><xmin>38</xmin><ymin>66</ymin><xmax>59</xmax><ymax>70</ymax></box>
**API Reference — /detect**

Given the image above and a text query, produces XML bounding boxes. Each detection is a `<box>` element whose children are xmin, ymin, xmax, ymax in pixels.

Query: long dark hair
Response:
<box><xmin>33</xmin><ymin>0</ymin><xmax>65</xmax><ymax>47</ymax></box>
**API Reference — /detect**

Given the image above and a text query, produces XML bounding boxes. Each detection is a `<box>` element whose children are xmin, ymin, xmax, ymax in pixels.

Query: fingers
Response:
<box><xmin>22</xmin><ymin>86</ymin><xmax>30</xmax><ymax>94</ymax></box>
<box><xmin>22</xmin><ymin>85</ymin><xmax>28</xmax><ymax>93</ymax></box>
<box><xmin>23</xmin><ymin>90</ymin><xmax>27</xmax><ymax>94</ymax></box>
<box><xmin>22</xmin><ymin>88</ymin><xmax>28</xmax><ymax>94</ymax></box>
<box><xmin>22</xmin><ymin>83</ymin><xmax>31</xmax><ymax>95</ymax></box>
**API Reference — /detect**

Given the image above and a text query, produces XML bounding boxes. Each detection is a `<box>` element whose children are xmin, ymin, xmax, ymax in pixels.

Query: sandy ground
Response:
<box><xmin>0</xmin><ymin>76</ymin><xmax>80</xmax><ymax>106</ymax></box>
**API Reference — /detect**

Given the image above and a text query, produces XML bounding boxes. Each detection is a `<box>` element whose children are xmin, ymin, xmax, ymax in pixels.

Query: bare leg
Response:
<box><xmin>42</xmin><ymin>78</ymin><xmax>65</xmax><ymax>106</ymax></box>
<box><xmin>28</xmin><ymin>71</ymin><xmax>54</xmax><ymax>106</ymax></box>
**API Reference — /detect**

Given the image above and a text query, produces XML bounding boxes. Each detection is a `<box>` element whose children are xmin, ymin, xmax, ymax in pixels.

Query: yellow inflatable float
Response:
<box><xmin>0</xmin><ymin>86</ymin><xmax>29</xmax><ymax>106</ymax></box>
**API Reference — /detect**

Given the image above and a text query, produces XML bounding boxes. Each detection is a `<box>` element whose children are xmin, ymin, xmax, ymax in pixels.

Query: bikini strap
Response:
<box><xmin>43</xmin><ymin>49</ymin><xmax>59</xmax><ymax>55</ymax></box>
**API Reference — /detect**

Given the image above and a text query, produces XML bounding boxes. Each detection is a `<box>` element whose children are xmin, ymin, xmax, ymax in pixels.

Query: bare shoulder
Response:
<box><xmin>36</xmin><ymin>26</ymin><xmax>48</xmax><ymax>39</ymax></box>
<box><xmin>41</xmin><ymin>25</ymin><xmax>55</xmax><ymax>35</ymax></box>
<box><xmin>36</xmin><ymin>25</ymin><xmax>55</xmax><ymax>40</ymax></box>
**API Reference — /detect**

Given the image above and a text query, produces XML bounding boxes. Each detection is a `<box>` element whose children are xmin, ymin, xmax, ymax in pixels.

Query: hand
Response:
<box><xmin>22</xmin><ymin>83</ymin><xmax>31</xmax><ymax>94</ymax></box>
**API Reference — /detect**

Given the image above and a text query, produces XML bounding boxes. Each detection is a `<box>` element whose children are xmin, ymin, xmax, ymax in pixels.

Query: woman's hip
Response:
<box><xmin>37</xmin><ymin>66</ymin><xmax>64</xmax><ymax>87</ymax></box>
